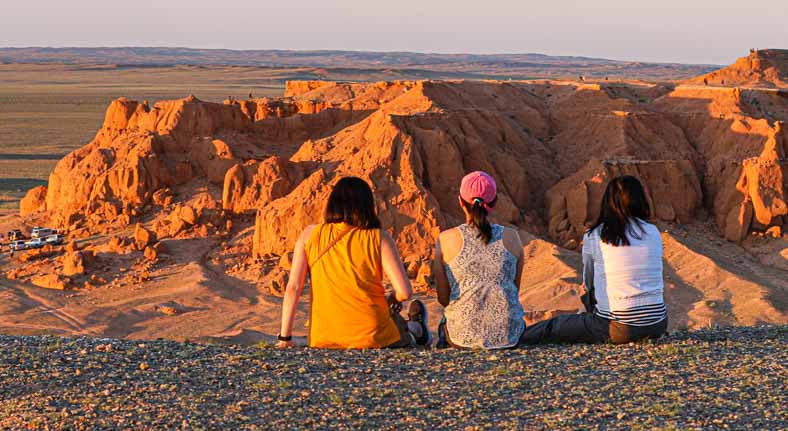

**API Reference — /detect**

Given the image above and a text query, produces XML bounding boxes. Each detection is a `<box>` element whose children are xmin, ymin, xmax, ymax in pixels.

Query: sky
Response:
<box><xmin>1</xmin><ymin>0</ymin><xmax>786</xmax><ymax>65</ymax></box>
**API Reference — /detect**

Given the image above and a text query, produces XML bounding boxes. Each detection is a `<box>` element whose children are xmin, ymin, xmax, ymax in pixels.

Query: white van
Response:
<box><xmin>45</xmin><ymin>234</ymin><xmax>64</xmax><ymax>245</ymax></box>
<box><xmin>25</xmin><ymin>238</ymin><xmax>45</xmax><ymax>249</ymax></box>
<box><xmin>10</xmin><ymin>240</ymin><xmax>27</xmax><ymax>251</ymax></box>
<box><xmin>31</xmin><ymin>227</ymin><xmax>55</xmax><ymax>239</ymax></box>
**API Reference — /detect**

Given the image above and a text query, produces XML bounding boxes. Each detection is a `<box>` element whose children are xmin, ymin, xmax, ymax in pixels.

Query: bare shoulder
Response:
<box><xmin>438</xmin><ymin>227</ymin><xmax>462</xmax><ymax>247</ymax></box>
<box><xmin>299</xmin><ymin>224</ymin><xmax>319</xmax><ymax>243</ymax></box>
<box><xmin>437</xmin><ymin>227</ymin><xmax>463</xmax><ymax>262</ymax></box>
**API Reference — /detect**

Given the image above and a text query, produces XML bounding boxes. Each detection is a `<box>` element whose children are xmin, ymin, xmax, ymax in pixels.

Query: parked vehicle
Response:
<box><xmin>10</xmin><ymin>240</ymin><xmax>27</xmax><ymax>251</ymax></box>
<box><xmin>44</xmin><ymin>234</ymin><xmax>64</xmax><ymax>245</ymax></box>
<box><xmin>7</xmin><ymin>230</ymin><xmax>24</xmax><ymax>241</ymax></box>
<box><xmin>31</xmin><ymin>227</ymin><xmax>55</xmax><ymax>239</ymax></box>
<box><xmin>25</xmin><ymin>238</ymin><xmax>45</xmax><ymax>249</ymax></box>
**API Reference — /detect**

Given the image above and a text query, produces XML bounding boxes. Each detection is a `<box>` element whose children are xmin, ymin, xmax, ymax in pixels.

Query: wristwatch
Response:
<box><xmin>277</xmin><ymin>334</ymin><xmax>292</xmax><ymax>342</ymax></box>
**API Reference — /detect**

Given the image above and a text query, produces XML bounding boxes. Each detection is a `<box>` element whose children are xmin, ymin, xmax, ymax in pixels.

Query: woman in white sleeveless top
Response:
<box><xmin>432</xmin><ymin>171</ymin><xmax>526</xmax><ymax>349</ymax></box>
<box><xmin>520</xmin><ymin>176</ymin><xmax>668</xmax><ymax>344</ymax></box>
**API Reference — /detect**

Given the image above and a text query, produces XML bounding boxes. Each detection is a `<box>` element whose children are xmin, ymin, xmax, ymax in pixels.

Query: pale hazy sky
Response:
<box><xmin>2</xmin><ymin>0</ymin><xmax>786</xmax><ymax>64</ymax></box>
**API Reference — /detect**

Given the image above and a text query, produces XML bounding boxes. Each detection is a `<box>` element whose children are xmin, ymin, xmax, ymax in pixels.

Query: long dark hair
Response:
<box><xmin>461</xmin><ymin>197</ymin><xmax>497</xmax><ymax>244</ymax></box>
<box><xmin>324</xmin><ymin>177</ymin><xmax>381</xmax><ymax>229</ymax></box>
<box><xmin>588</xmin><ymin>176</ymin><xmax>651</xmax><ymax>247</ymax></box>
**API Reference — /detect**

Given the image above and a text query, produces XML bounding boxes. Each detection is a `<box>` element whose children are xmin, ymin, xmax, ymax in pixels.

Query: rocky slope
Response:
<box><xmin>7</xmin><ymin>54</ymin><xmax>788</xmax><ymax>335</ymax></box>
<box><xmin>687</xmin><ymin>49</ymin><xmax>788</xmax><ymax>88</ymax></box>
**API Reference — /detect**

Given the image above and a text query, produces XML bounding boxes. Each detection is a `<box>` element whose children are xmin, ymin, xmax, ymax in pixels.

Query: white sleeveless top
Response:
<box><xmin>443</xmin><ymin>224</ymin><xmax>525</xmax><ymax>349</ymax></box>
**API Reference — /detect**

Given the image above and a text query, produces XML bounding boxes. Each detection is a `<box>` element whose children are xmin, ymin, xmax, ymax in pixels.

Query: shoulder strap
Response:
<box><xmin>308</xmin><ymin>226</ymin><xmax>355</xmax><ymax>269</ymax></box>
<box><xmin>490</xmin><ymin>224</ymin><xmax>502</xmax><ymax>241</ymax></box>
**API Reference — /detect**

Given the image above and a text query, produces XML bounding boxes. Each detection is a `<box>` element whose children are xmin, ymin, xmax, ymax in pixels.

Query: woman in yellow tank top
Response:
<box><xmin>276</xmin><ymin>177</ymin><xmax>430</xmax><ymax>349</ymax></box>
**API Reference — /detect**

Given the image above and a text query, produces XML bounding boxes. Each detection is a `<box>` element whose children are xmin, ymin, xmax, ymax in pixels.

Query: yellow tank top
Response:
<box><xmin>306</xmin><ymin>223</ymin><xmax>401</xmax><ymax>349</ymax></box>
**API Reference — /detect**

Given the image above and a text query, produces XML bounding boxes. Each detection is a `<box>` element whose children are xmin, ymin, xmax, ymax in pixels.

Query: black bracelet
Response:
<box><xmin>277</xmin><ymin>334</ymin><xmax>292</xmax><ymax>342</ymax></box>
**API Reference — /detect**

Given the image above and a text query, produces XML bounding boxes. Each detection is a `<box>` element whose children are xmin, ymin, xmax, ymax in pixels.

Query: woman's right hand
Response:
<box><xmin>276</xmin><ymin>340</ymin><xmax>296</xmax><ymax>349</ymax></box>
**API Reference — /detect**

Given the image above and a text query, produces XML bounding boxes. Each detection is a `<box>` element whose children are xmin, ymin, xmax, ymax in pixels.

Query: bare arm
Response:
<box><xmin>503</xmin><ymin>228</ymin><xmax>525</xmax><ymax>290</ymax></box>
<box><xmin>381</xmin><ymin>231</ymin><xmax>412</xmax><ymax>302</ymax></box>
<box><xmin>277</xmin><ymin>225</ymin><xmax>313</xmax><ymax>347</ymax></box>
<box><xmin>514</xmin><ymin>237</ymin><xmax>524</xmax><ymax>290</ymax></box>
<box><xmin>433</xmin><ymin>238</ymin><xmax>451</xmax><ymax>307</ymax></box>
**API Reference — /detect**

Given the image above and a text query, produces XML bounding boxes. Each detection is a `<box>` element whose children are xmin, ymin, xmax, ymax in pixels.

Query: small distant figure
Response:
<box><xmin>579</xmin><ymin>75</ymin><xmax>586</xmax><ymax>82</ymax></box>
<box><xmin>248</xmin><ymin>92</ymin><xmax>253</xmax><ymax>99</ymax></box>
<box><xmin>704</xmin><ymin>78</ymin><xmax>708</xmax><ymax>86</ymax></box>
<box><xmin>721</xmin><ymin>79</ymin><xmax>725</xmax><ymax>85</ymax></box>
<box><xmin>605</xmin><ymin>76</ymin><xmax>609</xmax><ymax>81</ymax></box>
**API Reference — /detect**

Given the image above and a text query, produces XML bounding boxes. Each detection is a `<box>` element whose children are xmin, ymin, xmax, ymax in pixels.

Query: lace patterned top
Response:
<box><xmin>444</xmin><ymin>224</ymin><xmax>525</xmax><ymax>349</ymax></box>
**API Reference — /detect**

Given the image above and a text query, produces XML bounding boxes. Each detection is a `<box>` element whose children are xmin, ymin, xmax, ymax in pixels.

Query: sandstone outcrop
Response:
<box><xmin>19</xmin><ymin>185</ymin><xmax>47</xmax><ymax>216</ymax></box>
<box><xmin>60</xmin><ymin>250</ymin><xmax>96</xmax><ymax>277</ymax></box>
<box><xmin>18</xmin><ymin>245</ymin><xmax>59</xmax><ymax>262</ymax></box>
<box><xmin>21</xmin><ymin>54</ymin><xmax>788</xmax><ymax>266</ymax></box>
<box><xmin>710</xmin><ymin>123</ymin><xmax>787</xmax><ymax>241</ymax></box>
<box><xmin>222</xmin><ymin>157</ymin><xmax>305</xmax><ymax>214</ymax></box>
<box><xmin>133</xmin><ymin>223</ymin><xmax>157</xmax><ymax>251</ymax></box>
<box><xmin>546</xmin><ymin>159</ymin><xmax>703</xmax><ymax>245</ymax></box>
<box><xmin>687</xmin><ymin>49</ymin><xmax>788</xmax><ymax>88</ymax></box>
<box><xmin>143</xmin><ymin>246</ymin><xmax>158</xmax><ymax>262</ymax></box>
<box><xmin>31</xmin><ymin>274</ymin><xmax>69</xmax><ymax>290</ymax></box>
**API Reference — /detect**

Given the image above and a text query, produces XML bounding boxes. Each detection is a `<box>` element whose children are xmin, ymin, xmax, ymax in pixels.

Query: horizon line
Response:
<box><xmin>0</xmin><ymin>45</ymin><xmax>732</xmax><ymax>67</ymax></box>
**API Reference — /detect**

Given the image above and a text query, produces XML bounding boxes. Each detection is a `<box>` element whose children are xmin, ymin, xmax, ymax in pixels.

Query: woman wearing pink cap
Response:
<box><xmin>432</xmin><ymin>171</ymin><xmax>526</xmax><ymax>349</ymax></box>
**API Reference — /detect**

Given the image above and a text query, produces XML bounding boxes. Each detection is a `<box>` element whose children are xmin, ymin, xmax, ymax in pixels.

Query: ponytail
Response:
<box><xmin>462</xmin><ymin>197</ymin><xmax>496</xmax><ymax>244</ymax></box>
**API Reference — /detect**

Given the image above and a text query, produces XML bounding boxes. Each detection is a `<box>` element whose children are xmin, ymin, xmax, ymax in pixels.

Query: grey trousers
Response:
<box><xmin>518</xmin><ymin>312</ymin><xmax>667</xmax><ymax>345</ymax></box>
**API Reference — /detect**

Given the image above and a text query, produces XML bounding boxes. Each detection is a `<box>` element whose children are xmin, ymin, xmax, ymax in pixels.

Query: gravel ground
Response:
<box><xmin>0</xmin><ymin>326</ymin><xmax>785</xmax><ymax>430</ymax></box>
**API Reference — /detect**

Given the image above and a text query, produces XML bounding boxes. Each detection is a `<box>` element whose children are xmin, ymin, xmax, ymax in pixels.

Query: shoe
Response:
<box><xmin>407</xmin><ymin>299</ymin><xmax>431</xmax><ymax>346</ymax></box>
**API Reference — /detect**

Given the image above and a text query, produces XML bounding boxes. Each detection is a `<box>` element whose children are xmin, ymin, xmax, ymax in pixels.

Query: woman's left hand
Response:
<box><xmin>387</xmin><ymin>292</ymin><xmax>402</xmax><ymax>313</ymax></box>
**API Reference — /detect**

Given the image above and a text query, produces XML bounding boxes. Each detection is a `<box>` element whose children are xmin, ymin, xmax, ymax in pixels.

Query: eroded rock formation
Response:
<box><xmin>687</xmin><ymin>49</ymin><xmax>788</xmax><ymax>88</ymax></box>
<box><xmin>23</xmin><ymin>60</ymin><xmax>788</xmax><ymax>261</ymax></box>
<box><xmin>546</xmin><ymin>159</ymin><xmax>703</xmax><ymax>246</ymax></box>
<box><xmin>19</xmin><ymin>185</ymin><xmax>47</xmax><ymax>216</ymax></box>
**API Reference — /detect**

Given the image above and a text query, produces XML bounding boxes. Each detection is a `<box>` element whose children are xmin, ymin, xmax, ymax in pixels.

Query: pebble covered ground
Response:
<box><xmin>1</xmin><ymin>326</ymin><xmax>785</xmax><ymax>430</ymax></box>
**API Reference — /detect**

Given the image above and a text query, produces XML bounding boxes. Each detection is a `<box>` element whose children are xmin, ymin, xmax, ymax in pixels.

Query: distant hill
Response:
<box><xmin>0</xmin><ymin>47</ymin><xmax>718</xmax><ymax>80</ymax></box>
<box><xmin>686</xmin><ymin>49</ymin><xmax>788</xmax><ymax>88</ymax></box>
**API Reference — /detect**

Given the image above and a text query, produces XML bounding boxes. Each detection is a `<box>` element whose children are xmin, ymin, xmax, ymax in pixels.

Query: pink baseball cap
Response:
<box><xmin>460</xmin><ymin>171</ymin><xmax>497</xmax><ymax>210</ymax></box>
